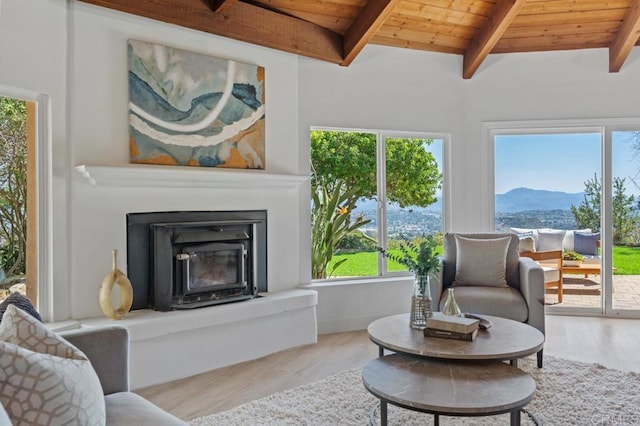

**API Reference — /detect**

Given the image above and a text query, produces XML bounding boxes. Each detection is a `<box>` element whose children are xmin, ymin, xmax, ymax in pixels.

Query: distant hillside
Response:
<box><xmin>352</xmin><ymin>187</ymin><xmax>583</xmax><ymax>214</ymax></box>
<box><xmin>496</xmin><ymin>187</ymin><xmax>584</xmax><ymax>213</ymax></box>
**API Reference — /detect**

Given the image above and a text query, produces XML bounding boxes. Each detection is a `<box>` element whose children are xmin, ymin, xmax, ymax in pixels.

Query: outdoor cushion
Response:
<box><xmin>575</xmin><ymin>232</ymin><xmax>600</xmax><ymax>255</ymax></box>
<box><xmin>510</xmin><ymin>227</ymin><xmax>539</xmax><ymax>246</ymax></box>
<box><xmin>562</xmin><ymin>228</ymin><xmax>591</xmax><ymax>252</ymax></box>
<box><xmin>452</xmin><ymin>234</ymin><xmax>511</xmax><ymax>288</ymax></box>
<box><xmin>518</xmin><ymin>235</ymin><xmax>536</xmax><ymax>253</ymax></box>
<box><xmin>537</xmin><ymin>229</ymin><xmax>566</xmax><ymax>251</ymax></box>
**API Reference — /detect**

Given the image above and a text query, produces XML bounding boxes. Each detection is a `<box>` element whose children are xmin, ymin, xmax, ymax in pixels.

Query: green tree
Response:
<box><xmin>571</xmin><ymin>174</ymin><xmax>601</xmax><ymax>232</ymax></box>
<box><xmin>311</xmin><ymin>131</ymin><xmax>442</xmax><ymax>207</ymax></box>
<box><xmin>311</xmin><ymin>177</ymin><xmax>371</xmax><ymax>279</ymax></box>
<box><xmin>0</xmin><ymin>97</ymin><xmax>27</xmax><ymax>277</ymax></box>
<box><xmin>571</xmin><ymin>174</ymin><xmax>638</xmax><ymax>244</ymax></box>
<box><xmin>613</xmin><ymin>178</ymin><xmax>638</xmax><ymax>244</ymax></box>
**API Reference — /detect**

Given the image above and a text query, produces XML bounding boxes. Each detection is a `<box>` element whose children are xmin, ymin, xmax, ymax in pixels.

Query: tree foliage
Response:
<box><xmin>311</xmin><ymin>177</ymin><xmax>371</xmax><ymax>279</ymax></box>
<box><xmin>571</xmin><ymin>174</ymin><xmax>601</xmax><ymax>232</ymax></box>
<box><xmin>0</xmin><ymin>97</ymin><xmax>27</xmax><ymax>277</ymax></box>
<box><xmin>571</xmin><ymin>174</ymin><xmax>638</xmax><ymax>244</ymax></box>
<box><xmin>310</xmin><ymin>131</ymin><xmax>442</xmax><ymax>207</ymax></box>
<box><xmin>613</xmin><ymin>177</ymin><xmax>638</xmax><ymax>244</ymax></box>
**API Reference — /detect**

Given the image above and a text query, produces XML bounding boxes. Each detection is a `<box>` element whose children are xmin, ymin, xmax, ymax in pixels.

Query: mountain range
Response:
<box><xmin>495</xmin><ymin>187</ymin><xmax>584</xmax><ymax>212</ymax></box>
<box><xmin>353</xmin><ymin>187</ymin><xmax>585</xmax><ymax>213</ymax></box>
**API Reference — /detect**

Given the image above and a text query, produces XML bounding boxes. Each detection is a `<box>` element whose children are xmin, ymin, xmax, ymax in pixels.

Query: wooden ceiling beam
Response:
<box><xmin>78</xmin><ymin>0</ymin><xmax>343</xmax><ymax>64</ymax></box>
<box><xmin>609</xmin><ymin>0</ymin><xmax>640</xmax><ymax>72</ymax></box>
<box><xmin>203</xmin><ymin>0</ymin><xmax>238</xmax><ymax>14</ymax></box>
<box><xmin>462</xmin><ymin>0</ymin><xmax>528</xmax><ymax>79</ymax></box>
<box><xmin>341</xmin><ymin>0</ymin><xmax>403</xmax><ymax>66</ymax></box>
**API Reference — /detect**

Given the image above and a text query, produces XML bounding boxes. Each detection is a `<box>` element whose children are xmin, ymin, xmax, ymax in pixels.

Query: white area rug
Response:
<box><xmin>189</xmin><ymin>356</ymin><xmax>640</xmax><ymax>425</ymax></box>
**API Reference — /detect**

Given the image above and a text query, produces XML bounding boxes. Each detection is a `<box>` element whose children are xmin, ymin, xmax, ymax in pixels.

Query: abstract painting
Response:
<box><xmin>128</xmin><ymin>40</ymin><xmax>265</xmax><ymax>168</ymax></box>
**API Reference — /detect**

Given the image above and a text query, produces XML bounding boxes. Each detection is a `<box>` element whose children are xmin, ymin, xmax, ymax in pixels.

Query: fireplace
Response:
<box><xmin>126</xmin><ymin>211</ymin><xmax>267</xmax><ymax>311</ymax></box>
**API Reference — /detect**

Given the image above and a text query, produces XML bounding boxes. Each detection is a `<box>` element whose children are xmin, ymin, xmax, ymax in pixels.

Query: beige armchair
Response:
<box><xmin>430</xmin><ymin>233</ymin><xmax>546</xmax><ymax>367</ymax></box>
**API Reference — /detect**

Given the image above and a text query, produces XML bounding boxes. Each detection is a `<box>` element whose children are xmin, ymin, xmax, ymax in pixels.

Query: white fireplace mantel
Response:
<box><xmin>75</xmin><ymin>164</ymin><xmax>309</xmax><ymax>189</ymax></box>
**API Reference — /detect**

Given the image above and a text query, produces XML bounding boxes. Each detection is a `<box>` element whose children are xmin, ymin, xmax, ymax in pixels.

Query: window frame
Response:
<box><xmin>310</xmin><ymin>126</ymin><xmax>451</xmax><ymax>282</ymax></box>
<box><xmin>0</xmin><ymin>85</ymin><xmax>53</xmax><ymax>319</ymax></box>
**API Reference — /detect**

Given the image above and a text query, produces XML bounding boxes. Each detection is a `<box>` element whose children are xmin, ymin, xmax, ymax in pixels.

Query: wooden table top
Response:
<box><xmin>362</xmin><ymin>354</ymin><xmax>536</xmax><ymax>416</ymax></box>
<box><xmin>368</xmin><ymin>313</ymin><xmax>544</xmax><ymax>361</ymax></box>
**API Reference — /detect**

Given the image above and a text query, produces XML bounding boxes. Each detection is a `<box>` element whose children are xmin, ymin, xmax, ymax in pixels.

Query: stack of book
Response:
<box><xmin>424</xmin><ymin>312</ymin><xmax>480</xmax><ymax>341</ymax></box>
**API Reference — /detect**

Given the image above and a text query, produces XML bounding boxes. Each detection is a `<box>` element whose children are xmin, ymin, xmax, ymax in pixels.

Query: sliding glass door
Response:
<box><xmin>491</xmin><ymin>123</ymin><xmax>640</xmax><ymax>317</ymax></box>
<box><xmin>610</xmin><ymin>131</ymin><xmax>640</xmax><ymax>313</ymax></box>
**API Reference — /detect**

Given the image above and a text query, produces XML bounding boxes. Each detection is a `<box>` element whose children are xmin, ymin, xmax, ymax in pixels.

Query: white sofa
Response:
<box><xmin>510</xmin><ymin>227</ymin><xmax>600</xmax><ymax>264</ymax></box>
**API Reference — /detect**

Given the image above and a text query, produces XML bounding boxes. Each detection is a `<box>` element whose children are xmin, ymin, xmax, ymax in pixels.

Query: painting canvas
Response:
<box><xmin>128</xmin><ymin>40</ymin><xmax>265</xmax><ymax>168</ymax></box>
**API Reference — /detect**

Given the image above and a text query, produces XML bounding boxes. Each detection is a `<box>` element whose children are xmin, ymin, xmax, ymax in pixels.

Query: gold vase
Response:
<box><xmin>99</xmin><ymin>249</ymin><xmax>133</xmax><ymax>320</ymax></box>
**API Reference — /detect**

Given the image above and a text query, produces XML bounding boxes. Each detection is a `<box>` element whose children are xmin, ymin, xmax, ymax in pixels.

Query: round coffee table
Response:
<box><xmin>363</xmin><ymin>313</ymin><xmax>544</xmax><ymax>425</ymax></box>
<box><xmin>362</xmin><ymin>354</ymin><xmax>535</xmax><ymax>426</ymax></box>
<box><xmin>368</xmin><ymin>313</ymin><xmax>544</xmax><ymax>364</ymax></box>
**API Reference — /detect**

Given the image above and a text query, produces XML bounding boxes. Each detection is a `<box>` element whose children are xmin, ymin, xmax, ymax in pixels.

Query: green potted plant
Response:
<box><xmin>378</xmin><ymin>235</ymin><xmax>441</xmax><ymax>329</ymax></box>
<box><xmin>563</xmin><ymin>251</ymin><xmax>584</xmax><ymax>266</ymax></box>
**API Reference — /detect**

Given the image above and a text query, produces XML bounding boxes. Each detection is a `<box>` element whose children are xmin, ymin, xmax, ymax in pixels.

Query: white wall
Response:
<box><xmin>0</xmin><ymin>0</ymin><xmax>70</xmax><ymax>321</ymax></box>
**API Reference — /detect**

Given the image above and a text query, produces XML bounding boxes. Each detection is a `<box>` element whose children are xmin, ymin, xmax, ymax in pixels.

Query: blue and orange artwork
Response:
<box><xmin>128</xmin><ymin>40</ymin><xmax>265</xmax><ymax>168</ymax></box>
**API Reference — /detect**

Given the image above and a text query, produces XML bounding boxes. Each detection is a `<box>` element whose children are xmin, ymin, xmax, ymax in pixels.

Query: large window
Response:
<box><xmin>490</xmin><ymin>122</ymin><xmax>640</xmax><ymax>317</ymax></box>
<box><xmin>311</xmin><ymin>128</ymin><xmax>447</xmax><ymax>281</ymax></box>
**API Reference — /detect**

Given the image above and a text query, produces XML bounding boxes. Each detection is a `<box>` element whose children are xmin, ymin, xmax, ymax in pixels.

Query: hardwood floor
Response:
<box><xmin>135</xmin><ymin>315</ymin><xmax>640</xmax><ymax>422</ymax></box>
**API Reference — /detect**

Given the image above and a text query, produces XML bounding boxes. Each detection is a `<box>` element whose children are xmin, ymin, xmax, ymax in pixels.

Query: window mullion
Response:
<box><xmin>377</xmin><ymin>132</ymin><xmax>387</xmax><ymax>276</ymax></box>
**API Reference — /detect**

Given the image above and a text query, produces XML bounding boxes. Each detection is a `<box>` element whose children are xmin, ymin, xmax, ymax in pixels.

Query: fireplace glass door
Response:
<box><xmin>180</xmin><ymin>242</ymin><xmax>247</xmax><ymax>295</ymax></box>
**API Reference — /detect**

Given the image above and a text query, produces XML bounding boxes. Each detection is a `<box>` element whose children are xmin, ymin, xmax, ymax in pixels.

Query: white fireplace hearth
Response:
<box><xmin>77</xmin><ymin>289</ymin><xmax>317</xmax><ymax>388</ymax></box>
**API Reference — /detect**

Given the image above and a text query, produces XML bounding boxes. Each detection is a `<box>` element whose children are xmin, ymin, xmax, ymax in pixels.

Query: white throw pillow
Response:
<box><xmin>537</xmin><ymin>229</ymin><xmax>566</xmax><ymax>251</ymax></box>
<box><xmin>0</xmin><ymin>305</ymin><xmax>106</xmax><ymax>426</ymax></box>
<box><xmin>453</xmin><ymin>235</ymin><xmax>511</xmax><ymax>287</ymax></box>
<box><xmin>518</xmin><ymin>235</ymin><xmax>536</xmax><ymax>253</ymax></box>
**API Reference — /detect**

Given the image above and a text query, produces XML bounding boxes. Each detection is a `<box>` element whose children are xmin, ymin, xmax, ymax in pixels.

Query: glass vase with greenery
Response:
<box><xmin>378</xmin><ymin>235</ymin><xmax>441</xmax><ymax>328</ymax></box>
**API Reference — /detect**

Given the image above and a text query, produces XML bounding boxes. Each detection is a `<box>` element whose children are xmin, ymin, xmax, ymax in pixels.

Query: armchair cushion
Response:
<box><xmin>452</xmin><ymin>235</ymin><xmax>511</xmax><ymax>287</ymax></box>
<box><xmin>438</xmin><ymin>286</ymin><xmax>528</xmax><ymax>323</ymax></box>
<box><xmin>0</xmin><ymin>305</ymin><xmax>106</xmax><ymax>425</ymax></box>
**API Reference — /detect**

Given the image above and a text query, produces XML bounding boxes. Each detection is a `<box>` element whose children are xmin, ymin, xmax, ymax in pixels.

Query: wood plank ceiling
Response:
<box><xmin>80</xmin><ymin>0</ymin><xmax>640</xmax><ymax>78</ymax></box>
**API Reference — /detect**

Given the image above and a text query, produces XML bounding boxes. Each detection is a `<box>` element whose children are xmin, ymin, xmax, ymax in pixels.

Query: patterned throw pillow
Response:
<box><xmin>0</xmin><ymin>305</ymin><xmax>106</xmax><ymax>426</ymax></box>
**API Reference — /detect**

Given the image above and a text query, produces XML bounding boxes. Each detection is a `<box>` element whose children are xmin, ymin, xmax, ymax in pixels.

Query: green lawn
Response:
<box><xmin>326</xmin><ymin>245</ymin><xmax>640</xmax><ymax>278</ymax></box>
<box><xmin>612</xmin><ymin>245</ymin><xmax>640</xmax><ymax>275</ymax></box>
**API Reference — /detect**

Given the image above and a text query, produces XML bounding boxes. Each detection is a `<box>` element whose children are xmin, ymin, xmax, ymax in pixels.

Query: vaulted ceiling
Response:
<box><xmin>80</xmin><ymin>0</ymin><xmax>640</xmax><ymax>78</ymax></box>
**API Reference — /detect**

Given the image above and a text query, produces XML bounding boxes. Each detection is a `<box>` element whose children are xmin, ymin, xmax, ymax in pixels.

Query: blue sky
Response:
<box><xmin>495</xmin><ymin>132</ymin><xmax>640</xmax><ymax>195</ymax></box>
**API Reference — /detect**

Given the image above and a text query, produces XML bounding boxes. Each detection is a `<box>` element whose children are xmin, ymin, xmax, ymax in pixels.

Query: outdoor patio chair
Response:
<box><xmin>520</xmin><ymin>250</ymin><xmax>563</xmax><ymax>303</ymax></box>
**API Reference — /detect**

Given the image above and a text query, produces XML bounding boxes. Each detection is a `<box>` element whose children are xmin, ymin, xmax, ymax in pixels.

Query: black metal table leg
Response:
<box><xmin>379</xmin><ymin>346</ymin><xmax>384</xmax><ymax>357</ymax></box>
<box><xmin>380</xmin><ymin>400</ymin><xmax>387</xmax><ymax>426</ymax></box>
<box><xmin>434</xmin><ymin>413</ymin><xmax>440</xmax><ymax>426</ymax></box>
<box><xmin>511</xmin><ymin>408</ymin><xmax>521</xmax><ymax>426</ymax></box>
